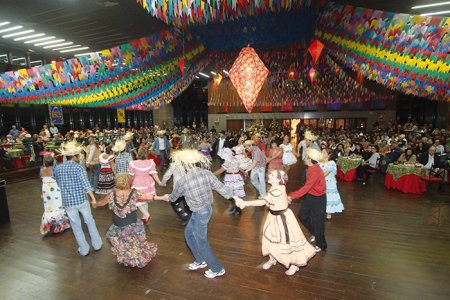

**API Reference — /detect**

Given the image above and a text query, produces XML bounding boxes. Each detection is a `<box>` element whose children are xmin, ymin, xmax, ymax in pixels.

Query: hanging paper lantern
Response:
<box><xmin>308</xmin><ymin>40</ymin><xmax>324</xmax><ymax>64</ymax></box>
<box><xmin>228</xmin><ymin>46</ymin><xmax>269</xmax><ymax>113</ymax></box>
<box><xmin>214</xmin><ymin>73</ymin><xmax>223</xmax><ymax>86</ymax></box>
<box><xmin>309</xmin><ymin>67</ymin><xmax>316</xmax><ymax>83</ymax></box>
<box><xmin>179</xmin><ymin>58</ymin><xmax>186</xmax><ymax>77</ymax></box>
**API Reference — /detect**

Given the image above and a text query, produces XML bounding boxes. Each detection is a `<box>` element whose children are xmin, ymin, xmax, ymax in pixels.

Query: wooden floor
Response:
<box><xmin>1</xmin><ymin>157</ymin><xmax>450</xmax><ymax>300</ymax></box>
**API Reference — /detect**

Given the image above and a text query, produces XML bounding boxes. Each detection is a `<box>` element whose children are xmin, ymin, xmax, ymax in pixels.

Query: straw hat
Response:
<box><xmin>59</xmin><ymin>141</ymin><xmax>84</xmax><ymax>156</ymax></box>
<box><xmin>157</xmin><ymin>130</ymin><xmax>166</xmax><ymax>136</ymax></box>
<box><xmin>171</xmin><ymin>149</ymin><xmax>211</xmax><ymax>172</ymax></box>
<box><xmin>255</xmin><ymin>133</ymin><xmax>261</xmax><ymax>138</ymax></box>
<box><xmin>182</xmin><ymin>128</ymin><xmax>189</xmax><ymax>134</ymax></box>
<box><xmin>243</xmin><ymin>140</ymin><xmax>255</xmax><ymax>146</ymax></box>
<box><xmin>123</xmin><ymin>132</ymin><xmax>134</xmax><ymax>141</ymax></box>
<box><xmin>304</xmin><ymin>131</ymin><xmax>318</xmax><ymax>141</ymax></box>
<box><xmin>306</xmin><ymin>148</ymin><xmax>323</xmax><ymax>162</ymax></box>
<box><xmin>112</xmin><ymin>139</ymin><xmax>127</xmax><ymax>152</ymax></box>
<box><xmin>217</xmin><ymin>148</ymin><xmax>234</xmax><ymax>162</ymax></box>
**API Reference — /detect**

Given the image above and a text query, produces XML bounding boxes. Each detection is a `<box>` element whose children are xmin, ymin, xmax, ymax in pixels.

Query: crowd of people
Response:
<box><xmin>3</xmin><ymin>117</ymin><xmax>450</xmax><ymax>279</ymax></box>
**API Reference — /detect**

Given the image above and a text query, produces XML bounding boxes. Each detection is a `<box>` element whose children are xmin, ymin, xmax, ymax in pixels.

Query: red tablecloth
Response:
<box><xmin>12</xmin><ymin>157</ymin><xmax>23</xmax><ymax>168</ymax></box>
<box><xmin>384</xmin><ymin>173</ymin><xmax>427</xmax><ymax>194</ymax></box>
<box><xmin>337</xmin><ymin>165</ymin><xmax>357</xmax><ymax>181</ymax></box>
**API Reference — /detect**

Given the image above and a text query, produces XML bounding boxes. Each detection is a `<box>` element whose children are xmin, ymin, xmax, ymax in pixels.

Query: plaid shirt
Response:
<box><xmin>55</xmin><ymin>161</ymin><xmax>92</xmax><ymax>207</ymax></box>
<box><xmin>169</xmin><ymin>168</ymin><xmax>234</xmax><ymax>212</ymax></box>
<box><xmin>115</xmin><ymin>152</ymin><xmax>133</xmax><ymax>174</ymax></box>
<box><xmin>252</xmin><ymin>146</ymin><xmax>266</xmax><ymax>168</ymax></box>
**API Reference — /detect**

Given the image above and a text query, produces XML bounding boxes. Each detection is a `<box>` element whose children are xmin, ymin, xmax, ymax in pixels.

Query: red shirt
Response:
<box><xmin>255</xmin><ymin>140</ymin><xmax>267</xmax><ymax>156</ymax></box>
<box><xmin>290</xmin><ymin>164</ymin><xmax>326</xmax><ymax>198</ymax></box>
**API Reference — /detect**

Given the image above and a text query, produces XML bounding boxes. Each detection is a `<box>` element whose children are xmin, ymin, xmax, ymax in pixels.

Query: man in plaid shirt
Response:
<box><xmin>55</xmin><ymin>144</ymin><xmax>102</xmax><ymax>256</ymax></box>
<box><xmin>165</xmin><ymin>150</ymin><xmax>243</xmax><ymax>279</ymax></box>
<box><xmin>244</xmin><ymin>140</ymin><xmax>267</xmax><ymax>199</ymax></box>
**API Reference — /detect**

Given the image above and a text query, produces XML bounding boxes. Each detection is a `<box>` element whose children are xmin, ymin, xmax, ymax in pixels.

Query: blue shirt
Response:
<box><xmin>9</xmin><ymin>129</ymin><xmax>19</xmax><ymax>137</ymax></box>
<box><xmin>169</xmin><ymin>168</ymin><xmax>234</xmax><ymax>212</ymax></box>
<box><xmin>55</xmin><ymin>160</ymin><xmax>92</xmax><ymax>207</ymax></box>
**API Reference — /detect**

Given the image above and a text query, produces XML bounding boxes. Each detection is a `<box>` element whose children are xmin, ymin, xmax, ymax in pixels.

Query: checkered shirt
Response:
<box><xmin>115</xmin><ymin>152</ymin><xmax>133</xmax><ymax>174</ymax></box>
<box><xmin>55</xmin><ymin>161</ymin><xmax>92</xmax><ymax>207</ymax></box>
<box><xmin>252</xmin><ymin>146</ymin><xmax>266</xmax><ymax>168</ymax></box>
<box><xmin>169</xmin><ymin>168</ymin><xmax>234</xmax><ymax>212</ymax></box>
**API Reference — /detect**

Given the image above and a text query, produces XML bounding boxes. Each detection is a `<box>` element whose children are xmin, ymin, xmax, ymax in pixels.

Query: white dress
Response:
<box><xmin>280</xmin><ymin>144</ymin><xmax>297</xmax><ymax>166</ymax></box>
<box><xmin>233</xmin><ymin>145</ymin><xmax>252</xmax><ymax>169</ymax></box>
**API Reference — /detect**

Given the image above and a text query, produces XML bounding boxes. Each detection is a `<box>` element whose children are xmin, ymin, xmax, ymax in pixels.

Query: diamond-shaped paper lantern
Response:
<box><xmin>228</xmin><ymin>46</ymin><xmax>269</xmax><ymax>113</ymax></box>
<box><xmin>214</xmin><ymin>73</ymin><xmax>223</xmax><ymax>86</ymax></box>
<box><xmin>308</xmin><ymin>40</ymin><xmax>324</xmax><ymax>64</ymax></box>
<box><xmin>309</xmin><ymin>67</ymin><xmax>316</xmax><ymax>83</ymax></box>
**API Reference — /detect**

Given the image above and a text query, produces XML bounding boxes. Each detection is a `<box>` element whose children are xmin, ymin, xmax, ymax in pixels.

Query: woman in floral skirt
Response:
<box><xmin>95</xmin><ymin>146</ymin><xmax>116</xmax><ymax>195</ymax></box>
<box><xmin>319</xmin><ymin>148</ymin><xmax>344</xmax><ymax>220</ymax></box>
<box><xmin>93</xmin><ymin>173</ymin><xmax>167</xmax><ymax>268</ymax></box>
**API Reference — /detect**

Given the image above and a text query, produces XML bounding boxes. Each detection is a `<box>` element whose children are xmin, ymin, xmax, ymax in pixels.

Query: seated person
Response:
<box><xmin>351</xmin><ymin>143</ymin><xmax>364</xmax><ymax>157</ymax></box>
<box><xmin>334</xmin><ymin>144</ymin><xmax>345</xmax><ymax>157</ymax></box>
<box><xmin>361</xmin><ymin>145</ymin><xmax>373</xmax><ymax>160</ymax></box>
<box><xmin>0</xmin><ymin>145</ymin><xmax>13</xmax><ymax>170</ymax></box>
<box><xmin>418</xmin><ymin>147</ymin><xmax>447</xmax><ymax>184</ymax></box>
<box><xmin>379</xmin><ymin>140</ymin><xmax>390</xmax><ymax>153</ymax></box>
<box><xmin>398</xmin><ymin>148</ymin><xmax>417</xmax><ymax>164</ymax></box>
<box><xmin>356</xmin><ymin>145</ymin><xmax>380</xmax><ymax>181</ymax></box>
<box><xmin>380</xmin><ymin>141</ymin><xmax>403</xmax><ymax>173</ymax></box>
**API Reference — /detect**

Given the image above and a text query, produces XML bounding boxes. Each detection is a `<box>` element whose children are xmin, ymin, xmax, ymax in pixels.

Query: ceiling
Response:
<box><xmin>0</xmin><ymin>0</ymin><xmax>446</xmax><ymax>62</ymax></box>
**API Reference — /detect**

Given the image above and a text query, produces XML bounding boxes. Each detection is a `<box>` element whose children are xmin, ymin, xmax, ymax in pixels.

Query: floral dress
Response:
<box><xmin>262</xmin><ymin>185</ymin><xmax>316</xmax><ymax>267</ymax></box>
<box><xmin>233</xmin><ymin>144</ymin><xmax>252</xmax><ymax>169</ymax></box>
<box><xmin>268</xmin><ymin>147</ymin><xmax>284</xmax><ymax>174</ymax></box>
<box><xmin>105</xmin><ymin>189</ymin><xmax>157</xmax><ymax>268</ymax></box>
<box><xmin>95</xmin><ymin>154</ymin><xmax>115</xmax><ymax>194</ymax></box>
<box><xmin>319</xmin><ymin>161</ymin><xmax>344</xmax><ymax>214</ymax></box>
<box><xmin>200</xmin><ymin>144</ymin><xmax>212</xmax><ymax>161</ymax></box>
<box><xmin>40</xmin><ymin>166</ymin><xmax>71</xmax><ymax>235</ymax></box>
<box><xmin>222</xmin><ymin>159</ymin><xmax>245</xmax><ymax>197</ymax></box>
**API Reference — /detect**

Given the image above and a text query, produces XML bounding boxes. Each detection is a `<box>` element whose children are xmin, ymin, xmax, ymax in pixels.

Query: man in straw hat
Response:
<box><xmin>55</xmin><ymin>141</ymin><xmax>102</xmax><ymax>256</ymax></box>
<box><xmin>299</xmin><ymin>131</ymin><xmax>321</xmax><ymax>185</ymax></box>
<box><xmin>180</xmin><ymin>128</ymin><xmax>193</xmax><ymax>149</ymax></box>
<box><xmin>123</xmin><ymin>132</ymin><xmax>136</xmax><ymax>158</ymax></box>
<box><xmin>152</xmin><ymin>130</ymin><xmax>170</xmax><ymax>171</ymax></box>
<box><xmin>289</xmin><ymin>148</ymin><xmax>327</xmax><ymax>253</ymax></box>
<box><xmin>163</xmin><ymin>149</ymin><xmax>243</xmax><ymax>278</ymax></box>
<box><xmin>244</xmin><ymin>140</ymin><xmax>267</xmax><ymax>199</ymax></box>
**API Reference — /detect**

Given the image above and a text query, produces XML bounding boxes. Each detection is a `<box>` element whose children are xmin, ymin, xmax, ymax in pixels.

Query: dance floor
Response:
<box><xmin>1</xmin><ymin>158</ymin><xmax>449</xmax><ymax>300</ymax></box>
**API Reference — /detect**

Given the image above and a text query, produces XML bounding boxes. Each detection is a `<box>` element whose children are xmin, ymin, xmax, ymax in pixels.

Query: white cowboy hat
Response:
<box><xmin>306</xmin><ymin>148</ymin><xmax>323</xmax><ymax>162</ymax></box>
<box><xmin>182</xmin><ymin>128</ymin><xmax>189</xmax><ymax>134</ymax></box>
<box><xmin>157</xmin><ymin>130</ymin><xmax>166</xmax><ymax>136</ymax></box>
<box><xmin>112</xmin><ymin>139</ymin><xmax>127</xmax><ymax>152</ymax></box>
<box><xmin>123</xmin><ymin>132</ymin><xmax>134</xmax><ymax>141</ymax></box>
<box><xmin>171</xmin><ymin>149</ymin><xmax>211</xmax><ymax>172</ymax></box>
<box><xmin>304</xmin><ymin>131</ymin><xmax>318</xmax><ymax>141</ymax></box>
<box><xmin>243</xmin><ymin>140</ymin><xmax>255</xmax><ymax>146</ymax></box>
<box><xmin>59</xmin><ymin>141</ymin><xmax>84</xmax><ymax>156</ymax></box>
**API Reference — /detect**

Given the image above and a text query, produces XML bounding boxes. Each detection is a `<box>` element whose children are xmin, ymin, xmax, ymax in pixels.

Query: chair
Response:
<box><xmin>364</xmin><ymin>157</ymin><xmax>381</xmax><ymax>183</ymax></box>
<box><xmin>420</xmin><ymin>164</ymin><xmax>446</xmax><ymax>192</ymax></box>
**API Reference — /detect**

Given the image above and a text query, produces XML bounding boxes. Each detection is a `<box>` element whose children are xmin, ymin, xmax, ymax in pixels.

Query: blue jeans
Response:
<box><xmin>65</xmin><ymin>201</ymin><xmax>103</xmax><ymax>255</ymax></box>
<box><xmin>159</xmin><ymin>150</ymin><xmax>168</xmax><ymax>168</ymax></box>
<box><xmin>90</xmin><ymin>164</ymin><xmax>101</xmax><ymax>191</ymax></box>
<box><xmin>381</xmin><ymin>158</ymin><xmax>394</xmax><ymax>173</ymax></box>
<box><xmin>250</xmin><ymin>167</ymin><xmax>266</xmax><ymax>197</ymax></box>
<box><xmin>184</xmin><ymin>205</ymin><xmax>223</xmax><ymax>272</ymax></box>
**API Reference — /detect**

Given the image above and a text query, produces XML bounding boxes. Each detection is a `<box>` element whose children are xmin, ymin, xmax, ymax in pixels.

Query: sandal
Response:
<box><xmin>285</xmin><ymin>265</ymin><xmax>299</xmax><ymax>276</ymax></box>
<box><xmin>262</xmin><ymin>260</ymin><xmax>276</xmax><ymax>270</ymax></box>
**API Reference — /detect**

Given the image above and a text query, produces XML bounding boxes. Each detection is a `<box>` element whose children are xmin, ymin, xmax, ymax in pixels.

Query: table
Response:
<box><xmin>7</xmin><ymin>149</ymin><xmax>24</xmax><ymax>168</ymax></box>
<box><xmin>336</xmin><ymin>157</ymin><xmax>363</xmax><ymax>181</ymax></box>
<box><xmin>384</xmin><ymin>163</ymin><xmax>427</xmax><ymax>194</ymax></box>
<box><xmin>45</xmin><ymin>143</ymin><xmax>60</xmax><ymax>151</ymax></box>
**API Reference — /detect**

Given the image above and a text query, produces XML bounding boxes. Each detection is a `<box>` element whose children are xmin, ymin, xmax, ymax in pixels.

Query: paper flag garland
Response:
<box><xmin>228</xmin><ymin>46</ymin><xmax>269</xmax><ymax>113</ymax></box>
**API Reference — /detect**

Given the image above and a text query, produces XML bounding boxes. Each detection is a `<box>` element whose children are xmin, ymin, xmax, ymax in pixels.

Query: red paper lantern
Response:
<box><xmin>309</xmin><ymin>67</ymin><xmax>316</xmax><ymax>83</ymax></box>
<box><xmin>179</xmin><ymin>58</ymin><xmax>185</xmax><ymax>76</ymax></box>
<box><xmin>228</xmin><ymin>46</ymin><xmax>269</xmax><ymax>113</ymax></box>
<box><xmin>308</xmin><ymin>40</ymin><xmax>324</xmax><ymax>64</ymax></box>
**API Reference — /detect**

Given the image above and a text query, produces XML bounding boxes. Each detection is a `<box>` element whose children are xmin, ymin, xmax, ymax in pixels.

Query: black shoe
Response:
<box><xmin>231</xmin><ymin>207</ymin><xmax>241</xmax><ymax>216</ymax></box>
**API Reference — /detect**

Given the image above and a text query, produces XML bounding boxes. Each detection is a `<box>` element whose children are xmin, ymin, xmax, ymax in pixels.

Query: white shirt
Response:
<box><xmin>218</xmin><ymin>138</ymin><xmax>225</xmax><ymax>153</ymax></box>
<box><xmin>158</xmin><ymin>137</ymin><xmax>165</xmax><ymax>150</ymax></box>
<box><xmin>297</xmin><ymin>140</ymin><xmax>307</xmax><ymax>160</ymax></box>
<box><xmin>425</xmin><ymin>154</ymin><xmax>434</xmax><ymax>170</ymax></box>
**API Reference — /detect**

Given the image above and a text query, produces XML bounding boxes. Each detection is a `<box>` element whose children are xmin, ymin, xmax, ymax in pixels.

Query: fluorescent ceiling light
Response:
<box><xmin>211</xmin><ymin>71</ymin><xmax>217</xmax><ymax>75</ymax></box>
<box><xmin>421</xmin><ymin>10</ymin><xmax>450</xmax><ymax>15</ymax></box>
<box><xmin>60</xmin><ymin>47</ymin><xmax>89</xmax><ymax>53</ymax></box>
<box><xmin>412</xmin><ymin>2</ymin><xmax>450</xmax><ymax>9</ymax></box>
<box><xmin>2</xmin><ymin>30</ymin><xmax>34</xmax><ymax>38</ymax></box>
<box><xmin>223</xmin><ymin>70</ymin><xmax>229</xmax><ymax>74</ymax></box>
<box><xmin>43</xmin><ymin>42</ymin><xmax>73</xmax><ymax>49</ymax></box>
<box><xmin>0</xmin><ymin>22</ymin><xmax>10</xmax><ymax>26</ymax></box>
<box><xmin>24</xmin><ymin>36</ymin><xmax>55</xmax><ymax>43</ymax></box>
<box><xmin>35</xmin><ymin>39</ymin><xmax>64</xmax><ymax>46</ymax></box>
<box><xmin>0</xmin><ymin>26</ymin><xmax>23</xmax><ymax>33</ymax></box>
<box><xmin>199</xmin><ymin>72</ymin><xmax>210</xmax><ymax>78</ymax></box>
<box><xmin>52</xmin><ymin>44</ymin><xmax>81</xmax><ymax>50</ymax></box>
<box><xmin>12</xmin><ymin>57</ymin><xmax>25</xmax><ymax>61</ymax></box>
<box><xmin>14</xmin><ymin>33</ymin><xmax>44</xmax><ymax>41</ymax></box>
<box><xmin>195</xmin><ymin>76</ymin><xmax>200</xmax><ymax>79</ymax></box>
<box><xmin>30</xmin><ymin>60</ymin><xmax>42</xmax><ymax>63</ymax></box>
<box><xmin>74</xmin><ymin>52</ymin><xmax>94</xmax><ymax>57</ymax></box>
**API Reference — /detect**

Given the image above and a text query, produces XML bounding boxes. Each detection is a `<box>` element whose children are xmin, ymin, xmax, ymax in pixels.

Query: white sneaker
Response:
<box><xmin>309</xmin><ymin>235</ymin><xmax>315</xmax><ymax>243</ymax></box>
<box><xmin>204</xmin><ymin>268</ymin><xmax>225</xmax><ymax>278</ymax></box>
<box><xmin>315</xmin><ymin>246</ymin><xmax>322</xmax><ymax>253</ymax></box>
<box><xmin>188</xmin><ymin>261</ymin><xmax>207</xmax><ymax>270</ymax></box>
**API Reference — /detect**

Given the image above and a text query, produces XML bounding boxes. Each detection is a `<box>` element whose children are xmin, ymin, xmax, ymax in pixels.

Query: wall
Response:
<box><xmin>153</xmin><ymin>103</ymin><xmax>174</xmax><ymax>128</ymax></box>
<box><xmin>208</xmin><ymin>110</ymin><xmax>396</xmax><ymax>132</ymax></box>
